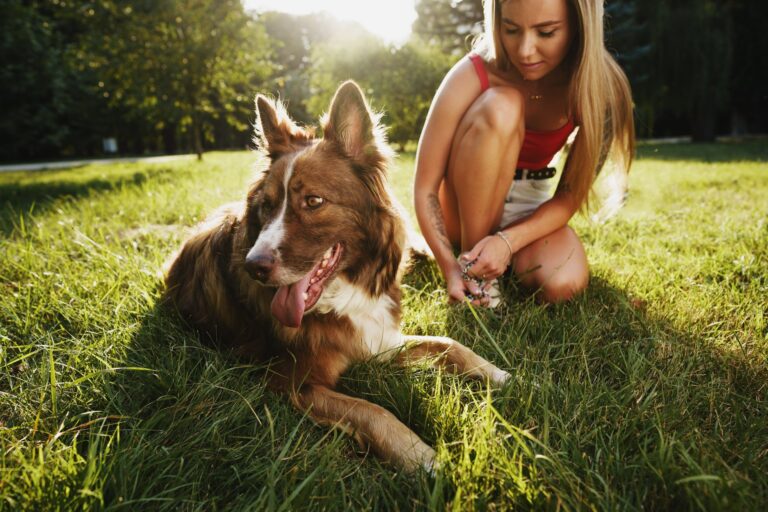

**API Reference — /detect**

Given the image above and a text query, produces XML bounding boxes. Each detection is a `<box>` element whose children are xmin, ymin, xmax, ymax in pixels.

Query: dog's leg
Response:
<box><xmin>398</xmin><ymin>335</ymin><xmax>511</xmax><ymax>386</ymax></box>
<box><xmin>292</xmin><ymin>385</ymin><xmax>436</xmax><ymax>472</ymax></box>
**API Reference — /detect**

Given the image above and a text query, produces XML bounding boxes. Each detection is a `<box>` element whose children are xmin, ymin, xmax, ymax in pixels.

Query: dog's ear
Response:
<box><xmin>323</xmin><ymin>81</ymin><xmax>383</xmax><ymax>163</ymax></box>
<box><xmin>367</xmin><ymin>208</ymin><xmax>407</xmax><ymax>296</ymax></box>
<box><xmin>254</xmin><ymin>95</ymin><xmax>313</xmax><ymax>161</ymax></box>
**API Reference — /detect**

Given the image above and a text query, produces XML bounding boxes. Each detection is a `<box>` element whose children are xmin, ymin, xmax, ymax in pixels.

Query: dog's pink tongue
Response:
<box><xmin>270</xmin><ymin>273</ymin><xmax>312</xmax><ymax>328</ymax></box>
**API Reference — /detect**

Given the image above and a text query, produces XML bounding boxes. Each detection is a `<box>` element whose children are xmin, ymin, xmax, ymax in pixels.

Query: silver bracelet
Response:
<box><xmin>495</xmin><ymin>230</ymin><xmax>514</xmax><ymax>259</ymax></box>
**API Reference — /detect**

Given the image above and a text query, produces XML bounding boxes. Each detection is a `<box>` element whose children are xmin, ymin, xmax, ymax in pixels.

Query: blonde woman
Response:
<box><xmin>414</xmin><ymin>0</ymin><xmax>635</xmax><ymax>305</ymax></box>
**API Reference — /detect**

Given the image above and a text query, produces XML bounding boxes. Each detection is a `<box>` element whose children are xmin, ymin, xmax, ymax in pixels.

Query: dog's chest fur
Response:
<box><xmin>316</xmin><ymin>279</ymin><xmax>404</xmax><ymax>357</ymax></box>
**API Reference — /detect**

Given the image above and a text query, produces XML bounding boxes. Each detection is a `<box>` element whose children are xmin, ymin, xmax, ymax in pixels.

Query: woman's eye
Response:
<box><xmin>539</xmin><ymin>30</ymin><xmax>556</xmax><ymax>38</ymax></box>
<box><xmin>304</xmin><ymin>195</ymin><xmax>325</xmax><ymax>209</ymax></box>
<box><xmin>505</xmin><ymin>29</ymin><xmax>519</xmax><ymax>35</ymax></box>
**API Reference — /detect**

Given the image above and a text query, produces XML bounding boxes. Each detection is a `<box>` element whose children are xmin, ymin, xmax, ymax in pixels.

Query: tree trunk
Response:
<box><xmin>690</xmin><ymin>103</ymin><xmax>717</xmax><ymax>143</ymax></box>
<box><xmin>162</xmin><ymin>122</ymin><xmax>178</xmax><ymax>154</ymax></box>
<box><xmin>192</xmin><ymin>115</ymin><xmax>203</xmax><ymax>161</ymax></box>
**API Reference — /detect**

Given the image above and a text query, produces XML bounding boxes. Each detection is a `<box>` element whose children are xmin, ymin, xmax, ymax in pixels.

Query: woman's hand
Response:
<box><xmin>444</xmin><ymin>261</ymin><xmax>490</xmax><ymax>307</ymax></box>
<box><xmin>460</xmin><ymin>234</ymin><xmax>514</xmax><ymax>282</ymax></box>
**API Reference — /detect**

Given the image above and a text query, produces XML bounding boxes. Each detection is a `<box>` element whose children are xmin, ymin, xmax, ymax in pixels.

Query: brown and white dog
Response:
<box><xmin>163</xmin><ymin>81</ymin><xmax>509</xmax><ymax>471</ymax></box>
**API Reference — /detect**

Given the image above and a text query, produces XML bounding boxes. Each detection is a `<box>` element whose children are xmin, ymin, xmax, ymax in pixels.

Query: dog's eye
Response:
<box><xmin>259</xmin><ymin>198</ymin><xmax>274</xmax><ymax>217</ymax></box>
<box><xmin>304</xmin><ymin>195</ymin><xmax>325</xmax><ymax>209</ymax></box>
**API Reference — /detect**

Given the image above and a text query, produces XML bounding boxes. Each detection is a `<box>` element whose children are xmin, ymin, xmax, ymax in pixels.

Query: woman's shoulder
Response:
<box><xmin>447</xmin><ymin>54</ymin><xmax>484</xmax><ymax>80</ymax></box>
<box><xmin>439</xmin><ymin>55</ymin><xmax>491</xmax><ymax>96</ymax></box>
<box><xmin>474</xmin><ymin>59</ymin><xmax>528</xmax><ymax>91</ymax></box>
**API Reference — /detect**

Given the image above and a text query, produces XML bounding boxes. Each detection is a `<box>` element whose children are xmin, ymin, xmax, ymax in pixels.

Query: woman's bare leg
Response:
<box><xmin>513</xmin><ymin>225</ymin><xmax>589</xmax><ymax>303</ymax></box>
<box><xmin>436</xmin><ymin>87</ymin><xmax>588</xmax><ymax>304</ymax></box>
<box><xmin>439</xmin><ymin>87</ymin><xmax>526</xmax><ymax>252</ymax></box>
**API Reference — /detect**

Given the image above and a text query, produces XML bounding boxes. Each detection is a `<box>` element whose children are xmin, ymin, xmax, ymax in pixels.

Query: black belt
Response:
<box><xmin>514</xmin><ymin>167</ymin><xmax>556</xmax><ymax>180</ymax></box>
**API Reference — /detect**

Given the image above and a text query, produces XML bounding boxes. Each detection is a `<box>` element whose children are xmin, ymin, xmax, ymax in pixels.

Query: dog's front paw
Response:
<box><xmin>418</xmin><ymin>444</ymin><xmax>438</xmax><ymax>476</ymax></box>
<box><xmin>491</xmin><ymin>368</ymin><xmax>512</xmax><ymax>387</ymax></box>
<box><xmin>421</xmin><ymin>449</ymin><xmax>440</xmax><ymax>477</ymax></box>
<box><xmin>402</xmin><ymin>439</ymin><xmax>437</xmax><ymax>474</ymax></box>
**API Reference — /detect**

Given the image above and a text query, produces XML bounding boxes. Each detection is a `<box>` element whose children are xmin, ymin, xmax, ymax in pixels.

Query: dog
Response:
<box><xmin>163</xmin><ymin>81</ymin><xmax>510</xmax><ymax>471</ymax></box>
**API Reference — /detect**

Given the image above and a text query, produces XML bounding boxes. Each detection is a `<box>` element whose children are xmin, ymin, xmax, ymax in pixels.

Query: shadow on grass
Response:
<box><xmin>385</xmin><ymin>257</ymin><xmax>767</xmax><ymax>509</ymax></box>
<box><xmin>10</xmin><ymin>241</ymin><xmax>763</xmax><ymax>508</ymax></box>
<box><xmin>637</xmin><ymin>139</ymin><xmax>768</xmax><ymax>162</ymax></box>
<box><xmin>0</xmin><ymin>166</ymin><xmax>179</xmax><ymax>236</ymax></box>
<box><xmin>91</xmin><ymin>297</ymin><xmax>440</xmax><ymax>510</ymax></box>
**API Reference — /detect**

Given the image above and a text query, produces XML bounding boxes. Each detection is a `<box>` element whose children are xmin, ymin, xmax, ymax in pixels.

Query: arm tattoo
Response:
<box><xmin>427</xmin><ymin>193</ymin><xmax>454</xmax><ymax>253</ymax></box>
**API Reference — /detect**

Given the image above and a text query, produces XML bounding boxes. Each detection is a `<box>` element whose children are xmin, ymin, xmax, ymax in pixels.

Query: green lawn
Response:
<box><xmin>1</xmin><ymin>141</ymin><xmax>766</xmax><ymax>510</ymax></box>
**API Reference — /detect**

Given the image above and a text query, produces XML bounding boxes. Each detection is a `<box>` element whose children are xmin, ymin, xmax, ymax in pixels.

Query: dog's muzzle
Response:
<box><xmin>244</xmin><ymin>248</ymin><xmax>275</xmax><ymax>282</ymax></box>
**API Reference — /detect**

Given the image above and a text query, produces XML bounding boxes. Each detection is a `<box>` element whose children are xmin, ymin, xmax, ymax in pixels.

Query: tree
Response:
<box><xmin>306</xmin><ymin>36</ymin><xmax>453</xmax><ymax>148</ymax></box>
<box><xmin>650</xmin><ymin>1</ymin><xmax>733</xmax><ymax>141</ymax></box>
<box><xmin>304</xmin><ymin>29</ymin><xmax>384</xmax><ymax>120</ymax></box>
<box><xmin>604</xmin><ymin>0</ymin><xmax>654</xmax><ymax>137</ymax></box>
<box><xmin>364</xmin><ymin>42</ymin><xmax>453</xmax><ymax>149</ymax></box>
<box><xmin>0</xmin><ymin>1</ymin><xmax>66</xmax><ymax>160</ymax></box>
<box><xmin>412</xmin><ymin>0</ymin><xmax>484</xmax><ymax>56</ymax></box>
<box><xmin>259</xmin><ymin>11</ymin><xmax>454</xmax><ymax>147</ymax></box>
<box><xmin>728</xmin><ymin>0</ymin><xmax>768</xmax><ymax>135</ymax></box>
<box><xmin>80</xmin><ymin>0</ymin><xmax>272</xmax><ymax>160</ymax></box>
<box><xmin>0</xmin><ymin>1</ymin><xmax>120</xmax><ymax>160</ymax></box>
<box><xmin>258</xmin><ymin>11</ymin><xmax>371</xmax><ymax>125</ymax></box>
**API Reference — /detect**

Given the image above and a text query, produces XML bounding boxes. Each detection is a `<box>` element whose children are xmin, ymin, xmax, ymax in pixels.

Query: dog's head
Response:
<box><xmin>243</xmin><ymin>81</ymin><xmax>405</xmax><ymax>328</ymax></box>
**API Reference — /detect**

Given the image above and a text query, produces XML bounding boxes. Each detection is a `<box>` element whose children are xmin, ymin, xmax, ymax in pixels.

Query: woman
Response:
<box><xmin>414</xmin><ymin>0</ymin><xmax>635</xmax><ymax>306</ymax></box>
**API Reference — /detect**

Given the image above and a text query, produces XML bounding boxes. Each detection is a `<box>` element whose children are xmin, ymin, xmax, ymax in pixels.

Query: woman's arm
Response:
<box><xmin>460</xmin><ymin>159</ymin><xmax>582</xmax><ymax>280</ymax></box>
<box><xmin>501</xmin><ymin>188</ymin><xmax>580</xmax><ymax>252</ymax></box>
<box><xmin>413</xmin><ymin>57</ymin><xmax>486</xmax><ymax>302</ymax></box>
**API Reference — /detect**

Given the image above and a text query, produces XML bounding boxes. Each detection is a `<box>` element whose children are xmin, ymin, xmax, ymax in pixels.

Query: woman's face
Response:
<box><xmin>499</xmin><ymin>0</ymin><xmax>575</xmax><ymax>81</ymax></box>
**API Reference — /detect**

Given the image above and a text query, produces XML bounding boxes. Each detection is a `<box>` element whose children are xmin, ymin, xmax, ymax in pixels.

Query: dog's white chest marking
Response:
<box><xmin>318</xmin><ymin>279</ymin><xmax>404</xmax><ymax>358</ymax></box>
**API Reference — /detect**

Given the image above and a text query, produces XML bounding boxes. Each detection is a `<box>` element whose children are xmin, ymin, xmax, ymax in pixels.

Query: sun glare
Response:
<box><xmin>244</xmin><ymin>0</ymin><xmax>417</xmax><ymax>44</ymax></box>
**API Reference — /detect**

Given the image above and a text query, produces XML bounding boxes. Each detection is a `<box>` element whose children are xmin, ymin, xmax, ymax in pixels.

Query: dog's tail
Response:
<box><xmin>405</xmin><ymin>228</ymin><xmax>433</xmax><ymax>261</ymax></box>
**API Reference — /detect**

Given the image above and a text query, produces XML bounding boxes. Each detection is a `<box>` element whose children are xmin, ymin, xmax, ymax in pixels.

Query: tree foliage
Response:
<box><xmin>304</xmin><ymin>37</ymin><xmax>452</xmax><ymax>149</ymax></box>
<box><xmin>650</xmin><ymin>1</ymin><xmax>733</xmax><ymax>141</ymax></box>
<box><xmin>729</xmin><ymin>0</ymin><xmax>768</xmax><ymax>135</ymax></box>
<box><xmin>1</xmin><ymin>0</ymin><xmax>766</xmax><ymax>161</ymax></box>
<box><xmin>78</xmin><ymin>0</ymin><xmax>272</xmax><ymax>159</ymax></box>
<box><xmin>412</xmin><ymin>0</ymin><xmax>484</xmax><ymax>56</ymax></box>
<box><xmin>607</xmin><ymin>0</ymin><xmax>740</xmax><ymax>141</ymax></box>
<box><xmin>0</xmin><ymin>1</ymin><xmax>113</xmax><ymax>160</ymax></box>
<box><xmin>260</xmin><ymin>12</ymin><xmax>373</xmax><ymax>125</ymax></box>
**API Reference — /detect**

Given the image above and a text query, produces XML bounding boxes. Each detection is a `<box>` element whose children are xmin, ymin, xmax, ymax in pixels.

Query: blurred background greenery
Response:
<box><xmin>1</xmin><ymin>0</ymin><xmax>765</xmax><ymax>162</ymax></box>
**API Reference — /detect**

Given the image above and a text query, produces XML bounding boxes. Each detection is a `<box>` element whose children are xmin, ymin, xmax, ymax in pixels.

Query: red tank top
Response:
<box><xmin>469</xmin><ymin>54</ymin><xmax>575</xmax><ymax>169</ymax></box>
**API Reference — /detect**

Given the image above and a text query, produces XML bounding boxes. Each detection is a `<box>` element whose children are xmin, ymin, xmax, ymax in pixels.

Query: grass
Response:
<box><xmin>1</xmin><ymin>140</ymin><xmax>766</xmax><ymax>510</ymax></box>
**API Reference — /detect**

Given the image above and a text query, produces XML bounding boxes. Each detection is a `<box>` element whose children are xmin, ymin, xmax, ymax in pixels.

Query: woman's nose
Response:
<box><xmin>518</xmin><ymin>32</ymin><xmax>536</xmax><ymax>60</ymax></box>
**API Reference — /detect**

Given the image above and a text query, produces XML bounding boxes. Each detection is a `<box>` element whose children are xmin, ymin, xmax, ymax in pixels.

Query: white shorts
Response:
<box><xmin>498</xmin><ymin>176</ymin><xmax>557</xmax><ymax>229</ymax></box>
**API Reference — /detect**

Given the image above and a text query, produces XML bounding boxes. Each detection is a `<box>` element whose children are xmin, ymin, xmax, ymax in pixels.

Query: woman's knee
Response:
<box><xmin>538</xmin><ymin>270</ymin><xmax>589</xmax><ymax>304</ymax></box>
<box><xmin>513</xmin><ymin>228</ymin><xmax>589</xmax><ymax>303</ymax></box>
<box><xmin>515</xmin><ymin>263</ymin><xmax>588</xmax><ymax>303</ymax></box>
<box><xmin>459</xmin><ymin>87</ymin><xmax>526</xmax><ymax>140</ymax></box>
<box><xmin>479</xmin><ymin>87</ymin><xmax>525</xmax><ymax>131</ymax></box>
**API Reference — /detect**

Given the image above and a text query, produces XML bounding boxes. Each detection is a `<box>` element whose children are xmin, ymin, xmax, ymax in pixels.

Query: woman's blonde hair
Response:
<box><xmin>474</xmin><ymin>0</ymin><xmax>635</xmax><ymax>215</ymax></box>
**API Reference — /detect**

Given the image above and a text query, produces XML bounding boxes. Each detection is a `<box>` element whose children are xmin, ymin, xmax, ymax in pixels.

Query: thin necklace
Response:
<box><xmin>527</xmin><ymin>80</ymin><xmax>543</xmax><ymax>100</ymax></box>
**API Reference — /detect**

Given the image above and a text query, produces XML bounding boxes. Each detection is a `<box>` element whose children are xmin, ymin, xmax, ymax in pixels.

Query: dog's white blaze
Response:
<box><xmin>249</xmin><ymin>155</ymin><xmax>297</xmax><ymax>259</ymax></box>
<box><xmin>318</xmin><ymin>279</ymin><xmax>404</xmax><ymax>358</ymax></box>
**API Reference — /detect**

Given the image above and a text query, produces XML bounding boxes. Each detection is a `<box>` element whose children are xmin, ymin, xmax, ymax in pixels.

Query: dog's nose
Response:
<box><xmin>244</xmin><ymin>250</ymin><xmax>275</xmax><ymax>281</ymax></box>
